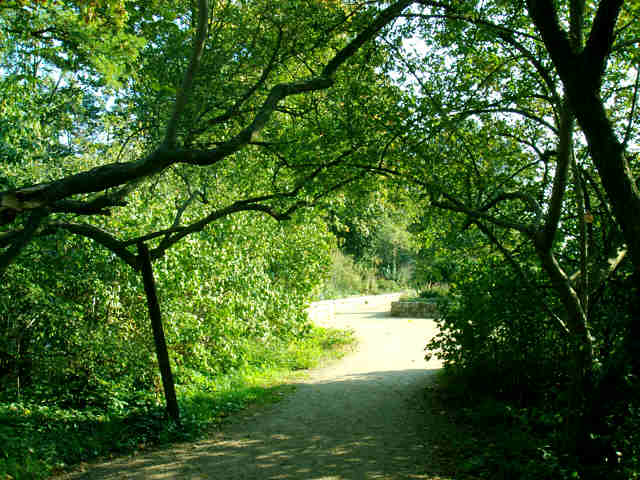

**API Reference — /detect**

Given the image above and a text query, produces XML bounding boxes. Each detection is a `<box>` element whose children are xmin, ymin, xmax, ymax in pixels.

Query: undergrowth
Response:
<box><xmin>421</xmin><ymin>371</ymin><xmax>576</xmax><ymax>480</ymax></box>
<box><xmin>421</xmin><ymin>368</ymin><xmax>639</xmax><ymax>480</ymax></box>
<box><xmin>315</xmin><ymin>249</ymin><xmax>409</xmax><ymax>300</ymax></box>
<box><xmin>0</xmin><ymin>326</ymin><xmax>354</xmax><ymax>479</ymax></box>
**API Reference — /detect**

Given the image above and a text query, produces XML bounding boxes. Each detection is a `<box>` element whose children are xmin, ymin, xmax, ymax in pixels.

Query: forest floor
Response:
<box><xmin>58</xmin><ymin>295</ymin><xmax>452</xmax><ymax>480</ymax></box>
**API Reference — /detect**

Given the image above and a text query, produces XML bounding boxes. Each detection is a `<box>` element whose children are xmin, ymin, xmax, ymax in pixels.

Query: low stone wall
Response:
<box><xmin>307</xmin><ymin>293</ymin><xmax>404</xmax><ymax>324</ymax></box>
<box><xmin>390</xmin><ymin>301</ymin><xmax>439</xmax><ymax>318</ymax></box>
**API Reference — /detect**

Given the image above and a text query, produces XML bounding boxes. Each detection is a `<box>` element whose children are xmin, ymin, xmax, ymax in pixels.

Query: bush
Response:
<box><xmin>424</xmin><ymin>254</ymin><xmax>640</xmax><ymax>478</ymax></box>
<box><xmin>0</xmin><ymin>326</ymin><xmax>355</xmax><ymax>479</ymax></box>
<box><xmin>418</xmin><ymin>284</ymin><xmax>449</xmax><ymax>301</ymax></box>
<box><xmin>0</xmin><ymin>211</ymin><xmax>332</xmax><ymax>409</ymax></box>
<box><xmin>425</xmin><ymin>257</ymin><xmax>568</xmax><ymax>403</ymax></box>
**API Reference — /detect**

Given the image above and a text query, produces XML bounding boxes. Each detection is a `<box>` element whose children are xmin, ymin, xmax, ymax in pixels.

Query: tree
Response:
<box><xmin>0</xmin><ymin>0</ymin><xmax>412</xmax><ymax>259</ymax></box>
<box><xmin>373</xmin><ymin>0</ymin><xmax>638</xmax><ymax>470</ymax></box>
<box><xmin>410</xmin><ymin>0</ymin><xmax>639</xmax><ymax>374</ymax></box>
<box><xmin>2</xmin><ymin>0</ymin><xmax>637</xmax><ymax>462</ymax></box>
<box><xmin>0</xmin><ymin>0</ymin><xmax>415</xmax><ymax>418</ymax></box>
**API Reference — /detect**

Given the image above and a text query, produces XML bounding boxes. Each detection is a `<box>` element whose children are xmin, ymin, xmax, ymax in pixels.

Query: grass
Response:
<box><xmin>0</xmin><ymin>326</ymin><xmax>355</xmax><ymax>480</ymax></box>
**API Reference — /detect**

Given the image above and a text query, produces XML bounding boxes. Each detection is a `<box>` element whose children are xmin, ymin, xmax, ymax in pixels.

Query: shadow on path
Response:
<box><xmin>65</xmin><ymin>305</ymin><xmax>450</xmax><ymax>480</ymax></box>
<box><xmin>68</xmin><ymin>371</ymin><xmax>448</xmax><ymax>480</ymax></box>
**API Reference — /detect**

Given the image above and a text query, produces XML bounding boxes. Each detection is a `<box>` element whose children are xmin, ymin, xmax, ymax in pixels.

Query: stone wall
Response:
<box><xmin>307</xmin><ymin>293</ymin><xmax>404</xmax><ymax>325</ymax></box>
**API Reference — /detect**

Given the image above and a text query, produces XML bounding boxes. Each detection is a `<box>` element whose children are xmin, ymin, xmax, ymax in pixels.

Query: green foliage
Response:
<box><xmin>0</xmin><ymin>184</ymin><xmax>340</xmax><ymax>479</ymax></box>
<box><xmin>0</xmin><ymin>210</ymin><xmax>332</xmax><ymax>403</ymax></box>
<box><xmin>423</xmin><ymin>246</ymin><xmax>640</xmax><ymax>477</ymax></box>
<box><xmin>328</xmin><ymin>190</ymin><xmax>418</xmax><ymax>284</ymax></box>
<box><xmin>316</xmin><ymin>248</ymin><xmax>407</xmax><ymax>300</ymax></box>
<box><xmin>426</xmin><ymin>256</ymin><xmax>568</xmax><ymax>402</ymax></box>
<box><xmin>0</xmin><ymin>2</ymin><xmax>385</xmax><ymax>477</ymax></box>
<box><xmin>0</xmin><ymin>326</ymin><xmax>354</xmax><ymax>479</ymax></box>
<box><xmin>319</xmin><ymin>249</ymin><xmax>368</xmax><ymax>299</ymax></box>
<box><xmin>2</xmin><ymin>0</ymin><xmax>638</xmax><ymax>478</ymax></box>
<box><xmin>418</xmin><ymin>284</ymin><xmax>449</xmax><ymax>301</ymax></box>
<box><xmin>321</xmin><ymin>188</ymin><xmax>420</xmax><ymax>299</ymax></box>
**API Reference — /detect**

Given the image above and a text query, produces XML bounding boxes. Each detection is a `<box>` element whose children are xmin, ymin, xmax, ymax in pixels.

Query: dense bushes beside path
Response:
<box><xmin>0</xmin><ymin>326</ymin><xmax>354</xmax><ymax>479</ymax></box>
<box><xmin>0</xmin><ymin>210</ymin><xmax>345</xmax><ymax>478</ymax></box>
<box><xmin>426</xmin><ymin>257</ymin><xmax>640</xmax><ymax>479</ymax></box>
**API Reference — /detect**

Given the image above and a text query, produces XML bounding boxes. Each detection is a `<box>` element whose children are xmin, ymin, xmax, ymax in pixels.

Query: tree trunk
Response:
<box><xmin>567</xmin><ymin>83</ymin><xmax>640</xmax><ymax>394</ymax></box>
<box><xmin>630</xmin><ymin>271</ymin><xmax>640</xmax><ymax>378</ymax></box>
<box><xmin>526</xmin><ymin>0</ymin><xmax>640</xmax><ymax>378</ymax></box>
<box><xmin>567</xmin><ymin>91</ymin><xmax>640</xmax><ymax>272</ymax></box>
<box><xmin>137</xmin><ymin>242</ymin><xmax>180</xmax><ymax>423</ymax></box>
<box><xmin>535</xmin><ymin>246</ymin><xmax>593</xmax><ymax>450</ymax></box>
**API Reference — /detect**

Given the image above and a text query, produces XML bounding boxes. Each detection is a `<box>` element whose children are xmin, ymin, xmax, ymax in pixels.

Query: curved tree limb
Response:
<box><xmin>480</xmin><ymin>191</ymin><xmax>544</xmax><ymax>222</ymax></box>
<box><xmin>430</xmin><ymin>192</ymin><xmax>537</xmax><ymax>235</ymax></box>
<box><xmin>0</xmin><ymin>0</ymin><xmax>411</xmax><ymax>227</ymax></box>
<box><xmin>455</xmin><ymin>107</ymin><xmax>559</xmax><ymax>134</ymax></box>
<box><xmin>164</xmin><ymin>0</ymin><xmax>209</xmax><ymax>147</ymax></box>
<box><xmin>406</xmin><ymin>10</ymin><xmax>542</xmax><ymax>43</ymax></box>
<box><xmin>50</xmin><ymin>186</ymin><xmax>131</xmax><ymax>216</ymax></box>
<box><xmin>538</xmin><ymin>101</ymin><xmax>573</xmax><ymax>251</ymax></box>
<box><xmin>188</xmin><ymin>25</ymin><xmax>284</xmax><ymax>143</ymax></box>
<box><xmin>47</xmin><ymin>222</ymin><xmax>140</xmax><ymax>270</ymax></box>
<box><xmin>403</xmin><ymin>8</ymin><xmax>560</xmax><ymax>109</ymax></box>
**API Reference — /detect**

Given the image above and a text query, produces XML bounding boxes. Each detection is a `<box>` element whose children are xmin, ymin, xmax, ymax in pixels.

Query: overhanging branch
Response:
<box><xmin>164</xmin><ymin>0</ymin><xmax>209</xmax><ymax>147</ymax></box>
<box><xmin>0</xmin><ymin>0</ymin><xmax>412</xmax><ymax>225</ymax></box>
<box><xmin>47</xmin><ymin>222</ymin><xmax>140</xmax><ymax>270</ymax></box>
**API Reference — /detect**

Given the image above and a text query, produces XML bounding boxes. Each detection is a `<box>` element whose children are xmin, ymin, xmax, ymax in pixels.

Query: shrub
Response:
<box><xmin>425</xmin><ymin>258</ymin><xmax>568</xmax><ymax>403</ymax></box>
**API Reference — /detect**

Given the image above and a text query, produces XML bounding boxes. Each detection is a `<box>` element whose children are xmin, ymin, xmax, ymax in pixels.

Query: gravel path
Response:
<box><xmin>63</xmin><ymin>294</ymin><xmax>443</xmax><ymax>479</ymax></box>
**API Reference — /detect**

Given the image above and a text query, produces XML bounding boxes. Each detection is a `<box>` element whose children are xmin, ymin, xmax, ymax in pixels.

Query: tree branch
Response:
<box><xmin>455</xmin><ymin>107</ymin><xmax>559</xmax><ymax>134</ymax></box>
<box><xmin>589</xmin><ymin>247</ymin><xmax>627</xmax><ymax>310</ymax></box>
<box><xmin>0</xmin><ymin>209</ymin><xmax>48</xmax><ymax>277</ymax></box>
<box><xmin>0</xmin><ymin>0</ymin><xmax>411</xmax><ymax>225</ymax></box>
<box><xmin>188</xmin><ymin>25</ymin><xmax>284</xmax><ymax>141</ymax></box>
<box><xmin>494</xmin><ymin>30</ymin><xmax>561</xmax><ymax>107</ymax></box>
<box><xmin>164</xmin><ymin>0</ymin><xmax>209</xmax><ymax>147</ymax></box>
<box><xmin>431</xmin><ymin>193</ymin><xmax>536</xmax><ymax>235</ymax></box>
<box><xmin>525</xmin><ymin>0</ymin><xmax>574</xmax><ymax>82</ymax></box>
<box><xmin>51</xmin><ymin>188</ymin><xmax>130</xmax><ymax>216</ymax></box>
<box><xmin>623</xmin><ymin>67</ymin><xmax>640</xmax><ymax>148</ymax></box>
<box><xmin>539</xmin><ymin>101</ymin><xmax>573</xmax><ymax>251</ymax></box>
<box><xmin>480</xmin><ymin>191</ymin><xmax>544</xmax><ymax>221</ymax></box>
<box><xmin>323</xmin><ymin>0</ymin><xmax>411</xmax><ymax>78</ymax></box>
<box><xmin>47</xmin><ymin>223</ymin><xmax>140</xmax><ymax>270</ymax></box>
<box><xmin>536</xmin><ymin>246</ymin><xmax>589</xmax><ymax>339</ymax></box>
<box><xmin>583</xmin><ymin>0</ymin><xmax>624</xmax><ymax>88</ymax></box>
<box><xmin>406</xmin><ymin>10</ymin><xmax>542</xmax><ymax>43</ymax></box>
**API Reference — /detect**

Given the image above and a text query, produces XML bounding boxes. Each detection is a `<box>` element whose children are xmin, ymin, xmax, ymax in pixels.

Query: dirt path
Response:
<box><xmin>63</xmin><ymin>295</ymin><xmax>444</xmax><ymax>479</ymax></box>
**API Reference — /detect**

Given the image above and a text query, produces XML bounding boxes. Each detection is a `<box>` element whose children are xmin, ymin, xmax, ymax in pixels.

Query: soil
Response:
<box><xmin>59</xmin><ymin>294</ymin><xmax>446</xmax><ymax>479</ymax></box>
